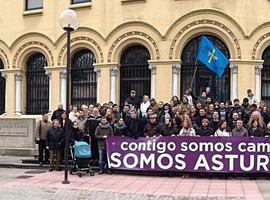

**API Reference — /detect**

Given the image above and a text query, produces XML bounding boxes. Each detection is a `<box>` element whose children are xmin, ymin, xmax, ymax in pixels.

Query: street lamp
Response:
<box><xmin>59</xmin><ymin>9</ymin><xmax>79</xmax><ymax>184</ymax></box>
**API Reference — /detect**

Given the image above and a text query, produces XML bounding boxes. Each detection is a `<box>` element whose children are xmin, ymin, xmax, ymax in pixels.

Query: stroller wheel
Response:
<box><xmin>78</xmin><ymin>172</ymin><xmax>82</xmax><ymax>177</ymax></box>
<box><xmin>90</xmin><ymin>171</ymin><xmax>95</xmax><ymax>176</ymax></box>
<box><xmin>69</xmin><ymin>169</ymin><xmax>73</xmax><ymax>175</ymax></box>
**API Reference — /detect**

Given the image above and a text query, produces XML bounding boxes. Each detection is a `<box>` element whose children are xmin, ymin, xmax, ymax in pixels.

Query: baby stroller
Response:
<box><xmin>70</xmin><ymin>141</ymin><xmax>95</xmax><ymax>177</ymax></box>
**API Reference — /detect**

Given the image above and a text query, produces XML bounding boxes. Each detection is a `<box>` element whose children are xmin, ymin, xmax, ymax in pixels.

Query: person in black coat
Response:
<box><xmin>70</xmin><ymin>121</ymin><xmax>83</xmax><ymax>143</ymax></box>
<box><xmin>51</xmin><ymin>103</ymin><xmax>65</xmax><ymax>122</ymax></box>
<box><xmin>125</xmin><ymin>90</ymin><xmax>140</xmax><ymax>109</ymax></box>
<box><xmin>46</xmin><ymin>119</ymin><xmax>64</xmax><ymax>171</ymax></box>
<box><xmin>126</xmin><ymin>110</ymin><xmax>144</xmax><ymax>139</ymax></box>
<box><xmin>85</xmin><ymin>108</ymin><xmax>102</xmax><ymax>164</ymax></box>
<box><xmin>264</xmin><ymin>122</ymin><xmax>270</xmax><ymax>137</ymax></box>
<box><xmin>161</xmin><ymin>118</ymin><xmax>177</xmax><ymax>136</ymax></box>
<box><xmin>196</xmin><ymin>118</ymin><xmax>214</xmax><ymax>136</ymax></box>
<box><xmin>114</xmin><ymin>117</ymin><xmax>128</xmax><ymax>136</ymax></box>
<box><xmin>157</xmin><ymin>103</ymin><xmax>174</xmax><ymax>124</ymax></box>
<box><xmin>209</xmin><ymin>111</ymin><xmax>220</xmax><ymax>132</ymax></box>
<box><xmin>248</xmin><ymin>120</ymin><xmax>264</xmax><ymax>137</ymax></box>
<box><xmin>194</xmin><ymin>108</ymin><xmax>209</xmax><ymax>127</ymax></box>
<box><xmin>228</xmin><ymin>99</ymin><xmax>245</xmax><ymax>120</ymax></box>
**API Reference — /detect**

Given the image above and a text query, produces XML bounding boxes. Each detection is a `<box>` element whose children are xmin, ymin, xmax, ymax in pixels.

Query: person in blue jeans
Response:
<box><xmin>95</xmin><ymin>117</ymin><xmax>113</xmax><ymax>175</ymax></box>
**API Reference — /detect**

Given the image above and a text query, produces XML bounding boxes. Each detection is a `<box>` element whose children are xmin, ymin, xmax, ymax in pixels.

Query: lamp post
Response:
<box><xmin>59</xmin><ymin>9</ymin><xmax>79</xmax><ymax>184</ymax></box>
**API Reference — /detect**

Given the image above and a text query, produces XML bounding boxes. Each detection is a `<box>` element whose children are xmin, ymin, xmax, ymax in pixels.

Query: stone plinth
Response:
<box><xmin>0</xmin><ymin>118</ymin><xmax>37</xmax><ymax>156</ymax></box>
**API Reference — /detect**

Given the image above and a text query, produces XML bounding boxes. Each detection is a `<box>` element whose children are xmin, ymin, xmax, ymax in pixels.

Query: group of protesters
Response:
<box><xmin>35</xmin><ymin>87</ymin><xmax>270</xmax><ymax>174</ymax></box>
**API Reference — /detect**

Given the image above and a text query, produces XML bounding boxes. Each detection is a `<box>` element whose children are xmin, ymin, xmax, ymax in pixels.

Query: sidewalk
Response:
<box><xmin>1</xmin><ymin>156</ymin><xmax>270</xmax><ymax>199</ymax></box>
<box><xmin>0</xmin><ymin>169</ymin><xmax>269</xmax><ymax>200</ymax></box>
<box><xmin>0</xmin><ymin>156</ymin><xmax>35</xmax><ymax>167</ymax></box>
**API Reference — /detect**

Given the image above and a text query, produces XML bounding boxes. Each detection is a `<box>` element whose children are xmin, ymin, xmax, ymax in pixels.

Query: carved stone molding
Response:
<box><xmin>0</xmin><ymin>49</ymin><xmax>9</xmax><ymax>68</ymax></box>
<box><xmin>94</xmin><ymin>68</ymin><xmax>101</xmax><ymax>77</ymax></box>
<box><xmin>1</xmin><ymin>72</ymin><xmax>7</xmax><ymax>79</ymax></box>
<box><xmin>172</xmin><ymin>63</ymin><xmax>181</xmax><ymax>74</ymax></box>
<box><xmin>255</xmin><ymin>64</ymin><xmax>263</xmax><ymax>75</ymax></box>
<box><xmin>229</xmin><ymin>64</ymin><xmax>238</xmax><ymax>74</ymax></box>
<box><xmin>13</xmin><ymin>41</ymin><xmax>54</xmax><ymax>68</ymax></box>
<box><xmin>45</xmin><ymin>71</ymin><xmax>52</xmax><ymax>79</ymax></box>
<box><xmin>57</xmin><ymin>36</ymin><xmax>104</xmax><ymax>65</ymax></box>
<box><xmin>60</xmin><ymin>70</ymin><xmax>67</xmax><ymax>79</ymax></box>
<box><xmin>252</xmin><ymin>34</ymin><xmax>270</xmax><ymax>59</ymax></box>
<box><xmin>107</xmin><ymin>31</ymin><xmax>160</xmax><ymax>62</ymax></box>
<box><xmin>15</xmin><ymin>72</ymin><xmax>23</xmax><ymax>81</ymax></box>
<box><xmin>148</xmin><ymin>64</ymin><xmax>156</xmax><ymax>75</ymax></box>
<box><xmin>169</xmin><ymin>20</ymin><xmax>241</xmax><ymax>59</ymax></box>
<box><xmin>110</xmin><ymin>66</ymin><xmax>119</xmax><ymax>76</ymax></box>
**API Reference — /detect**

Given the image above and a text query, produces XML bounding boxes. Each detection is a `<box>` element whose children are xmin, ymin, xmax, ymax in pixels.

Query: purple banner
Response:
<box><xmin>107</xmin><ymin>136</ymin><xmax>270</xmax><ymax>173</ymax></box>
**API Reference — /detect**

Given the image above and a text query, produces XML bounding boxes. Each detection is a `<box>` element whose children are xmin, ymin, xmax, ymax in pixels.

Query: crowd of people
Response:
<box><xmin>35</xmin><ymin>88</ymin><xmax>270</xmax><ymax>174</ymax></box>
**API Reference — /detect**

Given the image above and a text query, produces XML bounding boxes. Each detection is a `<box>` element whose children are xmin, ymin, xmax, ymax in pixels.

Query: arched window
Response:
<box><xmin>181</xmin><ymin>35</ymin><xmax>230</xmax><ymax>102</ymax></box>
<box><xmin>120</xmin><ymin>45</ymin><xmax>151</xmax><ymax>106</ymax></box>
<box><xmin>71</xmin><ymin>49</ymin><xmax>96</xmax><ymax>107</ymax></box>
<box><xmin>0</xmin><ymin>59</ymin><xmax>5</xmax><ymax>114</ymax></box>
<box><xmin>26</xmin><ymin>53</ymin><xmax>49</xmax><ymax>114</ymax></box>
<box><xmin>262</xmin><ymin>47</ymin><xmax>270</xmax><ymax>106</ymax></box>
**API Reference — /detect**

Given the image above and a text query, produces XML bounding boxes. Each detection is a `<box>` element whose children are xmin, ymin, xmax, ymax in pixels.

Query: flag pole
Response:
<box><xmin>189</xmin><ymin>59</ymin><xmax>198</xmax><ymax>89</ymax></box>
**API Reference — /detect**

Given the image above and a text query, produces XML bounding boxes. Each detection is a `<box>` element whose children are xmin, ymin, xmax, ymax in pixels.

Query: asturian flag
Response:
<box><xmin>197</xmin><ymin>36</ymin><xmax>229</xmax><ymax>78</ymax></box>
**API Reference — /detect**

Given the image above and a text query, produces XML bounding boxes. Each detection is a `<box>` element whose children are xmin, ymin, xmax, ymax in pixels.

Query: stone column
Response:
<box><xmin>45</xmin><ymin>71</ymin><xmax>52</xmax><ymax>113</ymax></box>
<box><xmin>149</xmin><ymin>65</ymin><xmax>156</xmax><ymax>98</ymax></box>
<box><xmin>1</xmin><ymin>72</ymin><xmax>7</xmax><ymax>114</ymax></box>
<box><xmin>172</xmin><ymin>64</ymin><xmax>181</xmax><ymax>97</ymax></box>
<box><xmin>110</xmin><ymin>67</ymin><xmax>118</xmax><ymax>103</ymax></box>
<box><xmin>94</xmin><ymin>68</ymin><xmax>101</xmax><ymax>103</ymax></box>
<box><xmin>60</xmin><ymin>70</ymin><xmax>67</xmax><ymax>109</ymax></box>
<box><xmin>255</xmin><ymin>64</ymin><xmax>263</xmax><ymax>102</ymax></box>
<box><xmin>15</xmin><ymin>72</ymin><xmax>23</xmax><ymax>114</ymax></box>
<box><xmin>230</xmin><ymin>64</ymin><xmax>238</xmax><ymax>101</ymax></box>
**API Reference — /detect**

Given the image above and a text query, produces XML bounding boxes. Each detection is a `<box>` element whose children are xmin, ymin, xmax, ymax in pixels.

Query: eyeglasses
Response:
<box><xmin>150</xmin><ymin>117</ymin><xmax>156</xmax><ymax>119</ymax></box>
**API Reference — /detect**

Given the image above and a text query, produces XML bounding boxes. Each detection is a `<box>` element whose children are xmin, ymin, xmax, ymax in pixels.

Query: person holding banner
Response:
<box><xmin>179</xmin><ymin>119</ymin><xmax>196</xmax><ymax>136</ymax></box>
<box><xmin>214</xmin><ymin>120</ymin><xmax>231</xmax><ymax>137</ymax></box>
<box><xmin>248</xmin><ymin>120</ymin><xmax>264</xmax><ymax>137</ymax></box>
<box><xmin>196</xmin><ymin>118</ymin><xmax>214</xmax><ymax>136</ymax></box>
<box><xmin>114</xmin><ymin>117</ymin><xmax>128</xmax><ymax>137</ymax></box>
<box><xmin>144</xmin><ymin>114</ymin><xmax>161</xmax><ymax>137</ymax></box>
<box><xmin>264</xmin><ymin>122</ymin><xmax>270</xmax><ymax>137</ymax></box>
<box><xmin>161</xmin><ymin>118</ymin><xmax>177</xmax><ymax>136</ymax></box>
<box><xmin>232</xmin><ymin>120</ymin><xmax>248</xmax><ymax>136</ymax></box>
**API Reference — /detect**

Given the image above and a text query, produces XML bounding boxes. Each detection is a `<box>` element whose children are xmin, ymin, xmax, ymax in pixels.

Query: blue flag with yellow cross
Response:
<box><xmin>197</xmin><ymin>36</ymin><xmax>229</xmax><ymax>78</ymax></box>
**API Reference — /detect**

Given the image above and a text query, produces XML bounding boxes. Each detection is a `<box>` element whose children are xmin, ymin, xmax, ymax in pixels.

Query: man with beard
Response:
<box><xmin>228</xmin><ymin>99</ymin><xmax>245</xmax><ymax>120</ymax></box>
<box><xmin>125</xmin><ymin>90</ymin><xmax>140</xmax><ymax>109</ymax></box>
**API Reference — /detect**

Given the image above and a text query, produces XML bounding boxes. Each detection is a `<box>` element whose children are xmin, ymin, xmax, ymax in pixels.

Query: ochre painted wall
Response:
<box><xmin>0</xmin><ymin>0</ymin><xmax>269</xmax><ymax>117</ymax></box>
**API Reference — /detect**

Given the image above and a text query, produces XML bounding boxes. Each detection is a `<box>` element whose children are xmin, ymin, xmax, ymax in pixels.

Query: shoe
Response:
<box><xmin>56</xmin><ymin>168</ymin><xmax>61</xmax><ymax>171</ymax></box>
<box><xmin>49</xmin><ymin>168</ymin><xmax>53</xmax><ymax>172</ymax></box>
<box><xmin>98</xmin><ymin>170</ymin><xmax>104</xmax><ymax>175</ymax></box>
<box><xmin>107</xmin><ymin>169</ymin><xmax>112</xmax><ymax>175</ymax></box>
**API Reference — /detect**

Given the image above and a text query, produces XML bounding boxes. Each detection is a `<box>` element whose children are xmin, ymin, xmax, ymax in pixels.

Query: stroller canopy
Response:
<box><xmin>74</xmin><ymin>141</ymin><xmax>91</xmax><ymax>158</ymax></box>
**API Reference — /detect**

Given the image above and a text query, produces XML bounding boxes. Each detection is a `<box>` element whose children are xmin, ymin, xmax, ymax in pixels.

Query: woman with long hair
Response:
<box><xmin>247</xmin><ymin>111</ymin><xmax>265</xmax><ymax>129</ymax></box>
<box><xmin>214</xmin><ymin>120</ymin><xmax>231</xmax><ymax>137</ymax></box>
<box><xmin>178</xmin><ymin>119</ymin><xmax>196</xmax><ymax>136</ymax></box>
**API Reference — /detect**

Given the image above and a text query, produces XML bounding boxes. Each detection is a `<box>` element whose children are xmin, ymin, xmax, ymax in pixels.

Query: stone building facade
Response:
<box><xmin>0</xmin><ymin>0</ymin><xmax>270</xmax><ymax>117</ymax></box>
